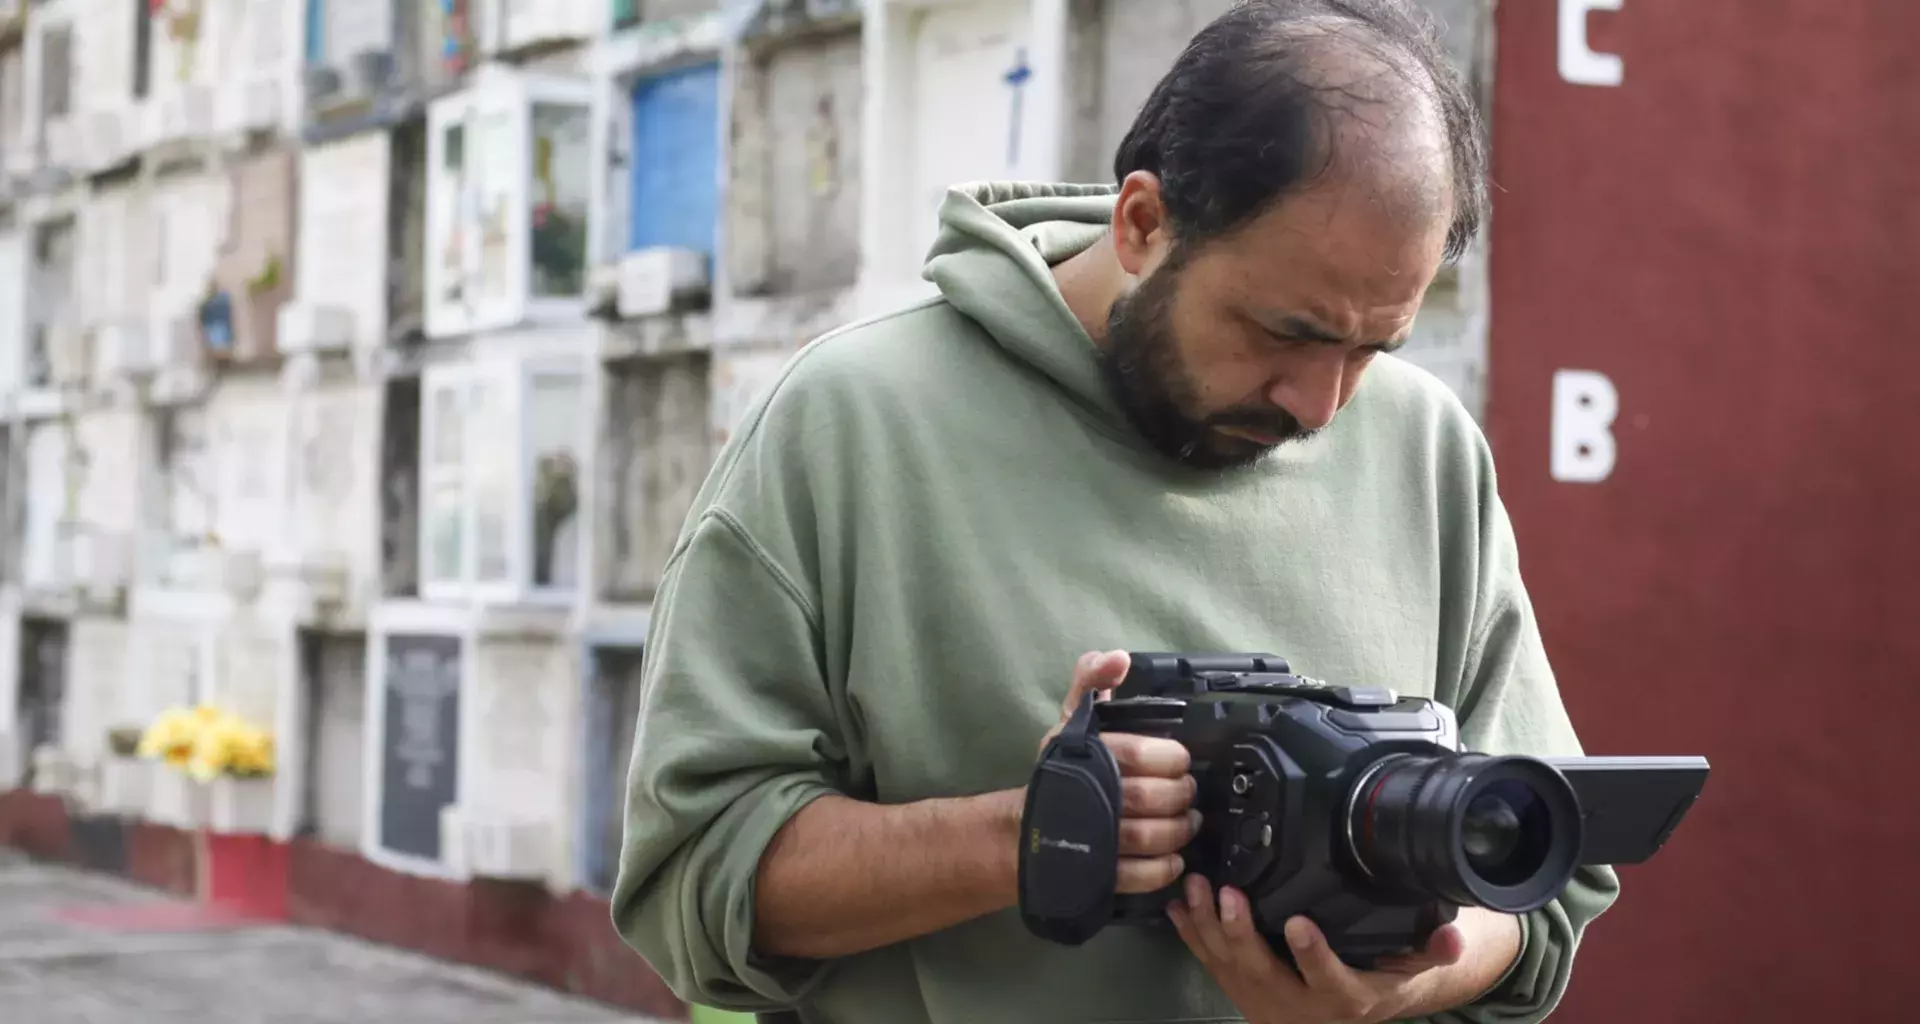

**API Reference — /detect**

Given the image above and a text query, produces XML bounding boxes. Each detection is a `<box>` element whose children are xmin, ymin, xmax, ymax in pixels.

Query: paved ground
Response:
<box><xmin>0</xmin><ymin>849</ymin><xmax>674</xmax><ymax>1023</ymax></box>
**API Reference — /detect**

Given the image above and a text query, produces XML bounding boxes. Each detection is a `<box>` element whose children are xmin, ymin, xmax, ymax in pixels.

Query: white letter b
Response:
<box><xmin>1551</xmin><ymin>369</ymin><xmax>1618</xmax><ymax>484</ymax></box>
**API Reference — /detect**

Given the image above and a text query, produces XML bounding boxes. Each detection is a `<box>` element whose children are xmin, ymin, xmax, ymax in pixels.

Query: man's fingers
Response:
<box><xmin>1106</xmin><ymin>733</ymin><xmax>1191</xmax><ymax>778</ymax></box>
<box><xmin>1284</xmin><ymin>916</ymin><xmax>1376</xmax><ymax>1015</ymax></box>
<box><xmin>1061</xmin><ymin>649</ymin><xmax>1130</xmax><ymax>717</ymax></box>
<box><xmin>1373</xmin><ymin>922</ymin><xmax>1468</xmax><ymax>974</ymax></box>
<box><xmin>1091</xmin><ymin>648</ymin><xmax>1132</xmax><ymax>683</ymax></box>
<box><xmin>1115</xmin><ymin>854</ymin><xmax>1184</xmax><ymax>894</ymax></box>
<box><xmin>1218</xmin><ymin>887</ymin><xmax>1290</xmax><ymax>988</ymax></box>
<box><xmin>1121</xmin><ymin>774</ymin><xmax>1196</xmax><ymax>817</ymax></box>
<box><xmin>1059</xmin><ymin>652</ymin><xmax>1096</xmax><ymax>718</ymax></box>
<box><xmin>1181</xmin><ymin>875</ymin><xmax>1237</xmax><ymax>965</ymax></box>
<box><xmin>1420</xmin><ymin>922</ymin><xmax>1467</xmax><ymax>966</ymax></box>
<box><xmin>1120</xmin><ymin>810</ymin><xmax>1201</xmax><ymax>857</ymax></box>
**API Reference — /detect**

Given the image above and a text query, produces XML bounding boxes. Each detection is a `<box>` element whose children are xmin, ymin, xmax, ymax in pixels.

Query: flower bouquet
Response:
<box><xmin>136</xmin><ymin>705</ymin><xmax>276</xmax><ymax>832</ymax></box>
<box><xmin>135</xmin><ymin>704</ymin><xmax>289</xmax><ymax>921</ymax></box>
<box><xmin>137</xmin><ymin>704</ymin><xmax>276</xmax><ymax>782</ymax></box>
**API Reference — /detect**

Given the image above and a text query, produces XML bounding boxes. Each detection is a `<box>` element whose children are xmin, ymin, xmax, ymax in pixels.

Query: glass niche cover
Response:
<box><xmin>418</xmin><ymin>356</ymin><xmax>587</xmax><ymax>604</ymax></box>
<box><xmin>424</xmin><ymin>66</ymin><xmax>595</xmax><ymax>340</ymax></box>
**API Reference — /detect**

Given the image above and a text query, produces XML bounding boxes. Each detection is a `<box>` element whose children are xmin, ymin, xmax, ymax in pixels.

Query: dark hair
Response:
<box><xmin>1113</xmin><ymin>0</ymin><xmax>1489</xmax><ymax>263</ymax></box>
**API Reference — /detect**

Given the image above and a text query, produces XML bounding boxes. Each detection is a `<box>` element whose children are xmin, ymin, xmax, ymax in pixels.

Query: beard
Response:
<box><xmin>1093</xmin><ymin>251</ymin><xmax>1316</xmax><ymax>472</ymax></box>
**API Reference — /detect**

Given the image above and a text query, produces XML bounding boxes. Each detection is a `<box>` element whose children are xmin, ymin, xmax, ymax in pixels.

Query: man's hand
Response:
<box><xmin>753</xmin><ymin>648</ymin><xmax>1199</xmax><ymax>961</ymax></box>
<box><xmin>1037</xmin><ymin>649</ymin><xmax>1199</xmax><ymax>895</ymax></box>
<box><xmin>1167</xmin><ymin>875</ymin><xmax>1522</xmax><ymax>1024</ymax></box>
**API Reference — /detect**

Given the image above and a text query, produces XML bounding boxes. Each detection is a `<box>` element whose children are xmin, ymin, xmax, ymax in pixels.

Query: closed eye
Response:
<box><xmin>1250</xmin><ymin>311</ymin><xmax>1406</xmax><ymax>356</ymax></box>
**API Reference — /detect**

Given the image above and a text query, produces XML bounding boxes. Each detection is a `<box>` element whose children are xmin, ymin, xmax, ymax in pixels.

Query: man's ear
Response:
<box><xmin>1112</xmin><ymin>171</ymin><xmax>1171</xmax><ymax>278</ymax></box>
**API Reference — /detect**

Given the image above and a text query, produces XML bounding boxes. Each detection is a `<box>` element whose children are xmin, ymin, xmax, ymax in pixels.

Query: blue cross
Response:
<box><xmin>1004</xmin><ymin>48</ymin><xmax>1031</xmax><ymax>168</ymax></box>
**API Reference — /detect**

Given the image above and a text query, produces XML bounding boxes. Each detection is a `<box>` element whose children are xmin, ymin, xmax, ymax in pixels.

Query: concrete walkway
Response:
<box><xmin>0</xmin><ymin>848</ymin><xmax>673</xmax><ymax>1023</ymax></box>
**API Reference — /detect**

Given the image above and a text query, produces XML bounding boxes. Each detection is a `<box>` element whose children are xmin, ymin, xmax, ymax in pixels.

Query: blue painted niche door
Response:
<box><xmin>627</xmin><ymin>62</ymin><xmax>721</xmax><ymax>257</ymax></box>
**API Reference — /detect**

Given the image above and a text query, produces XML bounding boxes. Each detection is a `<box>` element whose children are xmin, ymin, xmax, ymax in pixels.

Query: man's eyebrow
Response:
<box><xmin>1254</xmin><ymin>311</ymin><xmax>1407</xmax><ymax>352</ymax></box>
<box><xmin>1270</xmin><ymin>314</ymin><xmax>1346</xmax><ymax>344</ymax></box>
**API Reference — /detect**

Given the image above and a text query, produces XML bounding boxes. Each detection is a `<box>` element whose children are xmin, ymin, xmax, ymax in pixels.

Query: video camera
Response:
<box><xmin>1016</xmin><ymin>653</ymin><xmax>1710</xmax><ymax>967</ymax></box>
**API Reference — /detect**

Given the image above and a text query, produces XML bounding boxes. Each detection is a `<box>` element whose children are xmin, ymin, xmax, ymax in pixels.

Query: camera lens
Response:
<box><xmin>1344</xmin><ymin>753</ymin><xmax>1583</xmax><ymax>914</ymax></box>
<box><xmin>1460</xmin><ymin>780</ymin><xmax>1547</xmax><ymax>886</ymax></box>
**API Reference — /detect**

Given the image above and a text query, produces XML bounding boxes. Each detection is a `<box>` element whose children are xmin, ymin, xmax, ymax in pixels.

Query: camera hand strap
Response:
<box><xmin>1017</xmin><ymin>691</ymin><xmax>1123</xmax><ymax>945</ymax></box>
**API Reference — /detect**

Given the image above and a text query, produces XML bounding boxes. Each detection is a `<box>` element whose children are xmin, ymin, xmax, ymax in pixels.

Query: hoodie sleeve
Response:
<box><xmin>1424</xmin><ymin>472</ymin><xmax>1622</xmax><ymax>1024</ymax></box>
<box><xmin>607</xmin><ymin>506</ymin><xmax>851</xmax><ymax>1012</ymax></box>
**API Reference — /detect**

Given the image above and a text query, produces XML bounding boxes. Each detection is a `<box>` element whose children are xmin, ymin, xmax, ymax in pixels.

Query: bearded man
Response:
<box><xmin>610</xmin><ymin>2</ymin><xmax>1620</xmax><ymax>1022</ymax></box>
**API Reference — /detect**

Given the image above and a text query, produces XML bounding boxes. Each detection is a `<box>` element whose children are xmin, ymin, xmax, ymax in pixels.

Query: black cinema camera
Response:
<box><xmin>1016</xmin><ymin>653</ymin><xmax>1710</xmax><ymax>967</ymax></box>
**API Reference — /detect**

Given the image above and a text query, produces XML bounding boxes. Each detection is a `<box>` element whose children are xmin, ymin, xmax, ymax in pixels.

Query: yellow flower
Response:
<box><xmin>231</xmin><ymin>727</ymin><xmax>275</xmax><ymax>777</ymax></box>
<box><xmin>140</xmin><ymin>705</ymin><xmax>276</xmax><ymax>781</ymax></box>
<box><xmin>136</xmin><ymin>707</ymin><xmax>203</xmax><ymax>768</ymax></box>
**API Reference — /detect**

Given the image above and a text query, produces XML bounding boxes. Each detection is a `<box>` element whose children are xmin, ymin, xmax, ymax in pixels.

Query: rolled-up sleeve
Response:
<box><xmin>609</xmin><ymin>508</ymin><xmax>851</xmax><ymax>1011</ymax></box>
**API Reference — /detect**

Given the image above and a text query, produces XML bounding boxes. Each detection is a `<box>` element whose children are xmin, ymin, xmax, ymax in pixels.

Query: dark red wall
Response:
<box><xmin>1487</xmin><ymin>2</ymin><xmax>1919</xmax><ymax>1021</ymax></box>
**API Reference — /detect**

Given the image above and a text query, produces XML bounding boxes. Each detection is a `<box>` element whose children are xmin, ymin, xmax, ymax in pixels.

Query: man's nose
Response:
<box><xmin>1266</xmin><ymin>352</ymin><xmax>1348</xmax><ymax>431</ymax></box>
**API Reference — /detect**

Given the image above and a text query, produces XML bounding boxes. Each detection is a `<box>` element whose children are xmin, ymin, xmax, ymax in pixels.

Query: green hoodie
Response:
<box><xmin>611</xmin><ymin>182</ymin><xmax>1620</xmax><ymax>1024</ymax></box>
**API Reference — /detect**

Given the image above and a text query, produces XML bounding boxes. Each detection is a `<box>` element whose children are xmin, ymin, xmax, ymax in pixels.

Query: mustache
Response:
<box><xmin>1204</xmin><ymin>406</ymin><xmax>1311</xmax><ymax>439</ymax></box>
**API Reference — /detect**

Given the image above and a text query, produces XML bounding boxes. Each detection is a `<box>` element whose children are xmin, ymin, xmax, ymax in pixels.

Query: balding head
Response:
<box><xmin>1113</xmin><ymin>0</ymin><xmax>1486</xmax><ymax>261</ymax></box>
<box><xmin>1079</xmin><ymin>0</ymin><xmax>1488</xmax><ymax>471</ymax></box>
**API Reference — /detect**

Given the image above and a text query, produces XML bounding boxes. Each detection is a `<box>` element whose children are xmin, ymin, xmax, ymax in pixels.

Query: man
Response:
<box><xmin>611</xmin><ymin>1</ymin><xmax>1620</xmax><ymax>1021</ymax></box>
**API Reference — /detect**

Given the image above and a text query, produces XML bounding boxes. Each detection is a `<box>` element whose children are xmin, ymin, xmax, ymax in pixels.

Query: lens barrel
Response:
<box><xmin>1344</xmin><ymin>752</ymin><xmax>1583</xmax><ymax>914</ymax></box>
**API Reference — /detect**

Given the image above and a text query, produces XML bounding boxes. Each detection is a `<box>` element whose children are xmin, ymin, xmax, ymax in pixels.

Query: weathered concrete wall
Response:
<box><xmin>1064</xmin><ymin>0</ymin><xmax>1233</xmax><ymax>182</ymax></box>
<box><xmin>0</xmin><ymin>230</ymin><xmax>23</xmax><ymax>399</ymax></box>
<box><xmin>286</xmin><ymin>381</ymin><xmax>383</xmax><ymax>617</ymax></box>
<box><xmin>69</xmin><ymin>0</ymin><xmax>135</xmax><ymax>126</ymax></box>
<box><xmin>0</xmin><ymin>428</ymin><xmax>18</xmax><ymax>585</ymax></box>
<box><xmin>304</xmin><ymin>631</ymin><xmax>367</xmax><ymax>849</ymax></box>
<box><xmin>127</xmin><ymin>614</ymin><xmax>209</xmax><ymax>713</ymax></box>
<box><xmin>727</xmin><ymin>25</ymin><xmax>863</xmax><ymax>297</ymax></box>
<box><xmin>596</xmin><ymin>352</ymin><xmax>711</xmax><ymax>603</ymax></box>
<box><xmin>469</xmin><ymin>635</ymin><xmax>576</xmax><ymax>880</ymax></box>
<box><xmin>297</xmin><ymin>131</ymin><xmax>392</xmax><ymax>350</ymax></box>
<box><xmin>206</xmin><ymin>375</ymin><xmax>287</xmax><ymax>561</ymax></box>
<box><xmin>68</xmin><ymin>613</ymin><xmax>127</xmax><ymax>746</ymax></box>
<box><xmin>150</xmin><ymin>406</ymin><xmax>215</xmax><ymax>588</ymax></box>
<box><xmin>19</xmin><ymin>421</ymin><xmax>75</xmax><ymax>591</ymax></box>
<box><xmin>25</xmin><ymin>215</ymin><xmax>78</xmax><ymax>389</ymax></box>
<box><xmin>213</xmin><ymin>613</ymin><xmax>286</xmax><ymax>750</ymax></box>
<box><xmin>210</xmin><ymin>149</ymin><xmax>299</xmax><ymax>363</ymax></box>
<box><xmin>75</xmin><ymin>178</ymin><xmax>153</xmax><ymax>345</ymax></box>
<box><xmin>641</xmin><ymin>0</ymin><xmax>719</xmax><ymax>24</ymax></box>
<box><xmin>57</xmin><ymin>616</ymin><xmax>129</xmax><ymax>798</ymax></box>
<box><xmin>149</xmin><ymin>169</ymin><xmax>231</xmax><ymax>345</ymax></box>
<box><xmin>0</xmin><ymin>48</ymin><xmax>25</xmax><ymax>166</ymax></box>
<box><xmin>75</xmin><ymin>408</ymin><xmax>141</xmax><ymax>535</ymax></box>
<box><xmin>318</xmin><ymin>0</ymin><xmax>397</xmax><ymax>65</ymax></box>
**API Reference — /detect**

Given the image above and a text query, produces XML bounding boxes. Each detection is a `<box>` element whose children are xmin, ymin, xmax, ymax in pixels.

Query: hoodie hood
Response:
<box><xmin>920</xmin><ymin>181</ymin><xmax>1127</xmax><ymax>430</ymax></box>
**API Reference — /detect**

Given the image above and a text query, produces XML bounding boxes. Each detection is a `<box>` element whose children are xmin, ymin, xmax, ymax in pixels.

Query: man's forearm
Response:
<box><xmin>752</xmin><ymin>789</ymin><xmax>1025</xmax><ymax>960</ymax></box>
<box><xmin>1395</xmin><ymin>909</ymin><xmax>1524</xmax><ymax>1018</ymax></box>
